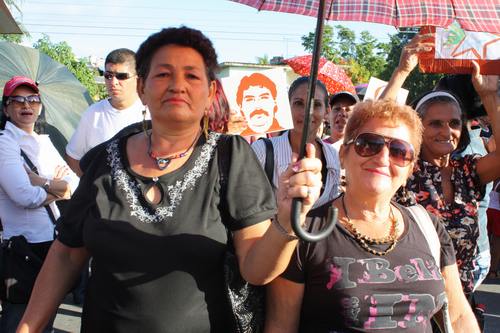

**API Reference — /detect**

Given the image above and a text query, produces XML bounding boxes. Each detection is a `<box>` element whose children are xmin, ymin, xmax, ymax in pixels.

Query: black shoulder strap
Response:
<box><xmin>217</xmin><ymin>134</ymin><xmax>232</xmax><ymax>225</ymax></box>
<box><xmin>20</xmin><ymin>149</ymin><xmax>57</xmax><ymax>225</ymax></box>
<box><xmin>20</xmin><ymin>149</ymin><xmax>39</xmax><ymax>174</ymax></box>
<box><xmin>261</xmin><ymin>138</ymin><xmax>275</xmax><ymax>186</ymax></box>
<box><xmin>217</xmin><ymin>135</ymin><xmax>231</xmax><ymax>194</ymax></box>
<box><xmin>217</xmin><ymin>134</ymin><xmax>237</xmax><ymax>250</ymax></box>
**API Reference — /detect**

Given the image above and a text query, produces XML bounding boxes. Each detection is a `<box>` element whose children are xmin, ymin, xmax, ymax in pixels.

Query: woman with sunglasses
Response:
<box><xmin>265</xmin><ymin>99</ymin><xmax>479</xmax><ymax>333</ymax></box>
<box><xmin>381</xmin><ymin>35</ymin><xmax>500</xmax><ymax>299</ymax></box>
<box><xmin>0</xmin><ymin>76</ymin><xmax>79</xmax><ymax>332</ymax></box>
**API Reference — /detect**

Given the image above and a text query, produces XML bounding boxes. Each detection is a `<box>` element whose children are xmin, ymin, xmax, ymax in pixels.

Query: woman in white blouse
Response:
<box><xmin>0</xmin><ymin>76</ymin><xmax>79</xmax><ymax>333</ymax></box>
<box><xmin>251</xmin><ymin>76</ymin><xmax>341</xmax><ymax>209</ymax></box>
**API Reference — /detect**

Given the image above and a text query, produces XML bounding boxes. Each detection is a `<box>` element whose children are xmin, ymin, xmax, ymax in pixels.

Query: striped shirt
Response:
<box><xmin>251</xmin><ymin>131</ymin><xmax>341</xmax><ymax>209</ymax></box>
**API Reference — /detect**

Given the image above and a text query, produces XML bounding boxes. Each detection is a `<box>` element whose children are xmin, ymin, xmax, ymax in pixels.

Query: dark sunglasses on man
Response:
<box><xmin>345</xmin><ymin>132</ymin><xmax>415</xmax><ymax>167</ymax></box>
<box><xmin>6</xmin><ymin>95</ymin><xmax>42</xmax><ymax>106</ymax></box>
<box><xmin>104</xmin><ymin>71</ymin><xmax>135</xmax><ymax>81</ymax></box>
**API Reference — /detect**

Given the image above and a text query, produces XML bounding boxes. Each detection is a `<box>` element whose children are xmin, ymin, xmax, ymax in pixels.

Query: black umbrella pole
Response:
<box><xmin>297</xmin><ymin>0</ymin><xmax>325</xmax><ymax>160</ymax></box>
<box><xmin>291</xmin><ymin>0</ymin><xmax>337</xmax><ymax>242</ymax></box>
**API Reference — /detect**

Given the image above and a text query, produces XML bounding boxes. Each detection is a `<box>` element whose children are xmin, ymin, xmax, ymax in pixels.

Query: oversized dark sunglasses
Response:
<box><xmin>104</xmin><ymin>71</ymin><xmax>134</xmax><ymax>81</ymax></box>
<box><xmin>345</xmin><ymin>132</ymin><xmax>415</xmax><ymax>167</ymax></box>
<box><xmin>6</xmin><ymin>95</ymin><xmax>41</xmax><ymax>106</ymax></box>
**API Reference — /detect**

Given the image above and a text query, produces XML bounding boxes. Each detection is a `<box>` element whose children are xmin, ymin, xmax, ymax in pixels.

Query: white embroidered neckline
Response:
<box><xmin>106</xmin><ymin>132</ymin><xmax>221</xmax><ymax>223</ymax></box>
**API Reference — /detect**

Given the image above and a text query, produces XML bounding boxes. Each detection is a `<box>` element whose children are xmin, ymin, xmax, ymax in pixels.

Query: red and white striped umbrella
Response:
<box><xmin>284</xmin><ymin>55</ymin><xmax>355</xmax><ymax>94</ymax></box>
<box><xmin>232</xmin><ymin>0</ymin><xmax>499</xmax><ymax>34</ymax></box>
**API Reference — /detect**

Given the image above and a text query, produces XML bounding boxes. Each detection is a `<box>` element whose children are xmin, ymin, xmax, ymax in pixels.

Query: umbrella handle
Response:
<box><xmin>291</xmin><ymin>198</ymin><xmax>337</xmax><ymax>242</ymax></box>
<box><xmin>289</xmin><ymin>0</ymin><xmax>335</xmax><ymax>242</ymax></box>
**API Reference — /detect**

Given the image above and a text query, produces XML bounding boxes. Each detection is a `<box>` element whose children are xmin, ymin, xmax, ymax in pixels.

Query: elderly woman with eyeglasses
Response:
<box><xmin>265</xmin><ymin>99</ymin><xmax>480</xmax><ymax>333</ymax></box>
<box><xmin>0</xmin><ymin>76</ymin><xmax>79</xmax><ymax>333</ymax></box>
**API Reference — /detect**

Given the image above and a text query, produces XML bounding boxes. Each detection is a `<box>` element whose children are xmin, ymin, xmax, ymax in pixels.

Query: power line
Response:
<box><xmin>25</xmin><ymin>0</ymin><xmax>254</xmax><ymax>14</ymax></box>
<box><xmin>23</xmin><ymin>23</ymin><xmax>304</xmax><ymax>37</ymax></box>
<box><xmin>27</xmin><ymin>30</ymin><xmax>303</xmax><ymax>43</ymax></box>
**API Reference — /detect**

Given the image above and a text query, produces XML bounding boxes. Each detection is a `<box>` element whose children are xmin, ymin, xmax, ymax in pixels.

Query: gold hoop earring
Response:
<box><xmin>203</xmin><ymin>114</ymin><xmax>209</xmax><ymax>140</ymax></box>
<box><xmin>142</xmin><ymin>108</ymin><xmax>148</xmax><ymax>135</ymax></box>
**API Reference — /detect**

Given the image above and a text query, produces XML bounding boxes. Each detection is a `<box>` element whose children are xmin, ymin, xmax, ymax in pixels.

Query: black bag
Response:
<box><xmin>223</xmin><ymin>244</ymin><xmax>265</xmax><ymax>333</ymax></box>
<box><xmin>0</xmin><ymin>235</ymin><xmax>44</xmax><ymax>304</ymax></box>
<box><xmin>0</xmin><ymin>151</ymin><xmax>56</xmax><ymax>304</ymax></box>
<box><xmin>218</xmin><ymin>135</ymin><xmax>265</xmax><ymax>333</ymax></box>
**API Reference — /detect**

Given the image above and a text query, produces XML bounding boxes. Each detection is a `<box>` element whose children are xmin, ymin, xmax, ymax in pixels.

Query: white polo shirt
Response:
<box><xmin>66</xmin><ymin>98</ymin><xmax>146</xmax><ymax>160</ymax></box>
<box><xmin>251</xmin><ymin>131</ymin><xmax>341</xmax><ymax>208</ymax></box>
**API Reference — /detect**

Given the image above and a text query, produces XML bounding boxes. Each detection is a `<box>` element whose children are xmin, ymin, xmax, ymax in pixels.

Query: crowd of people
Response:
<box><xmin>0</xmin><ymin>26</ymin><xmax>498</xmax><ymax>333</ymax></box>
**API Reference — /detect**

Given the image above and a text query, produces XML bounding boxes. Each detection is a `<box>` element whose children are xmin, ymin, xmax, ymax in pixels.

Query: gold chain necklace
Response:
<box><xmin>341</xmin><ymin>195</ymin><xmax>398</xmax><ymax>256</ymax></box>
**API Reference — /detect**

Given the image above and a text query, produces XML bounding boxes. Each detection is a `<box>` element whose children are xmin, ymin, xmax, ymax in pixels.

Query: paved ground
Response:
<box><xmin>475</xmin><ymin>276</ymin><xmax>500</xmax><ymax>332</ymax></box>
<box><xmin>53</xmin><ymin>295</ymin><xmax>81</xmax><ymax>333</ymax></box>
<box><xmin>51</xmin><ymin>277</ymin><xmax>500</xmax><ymax>333</ymax></box>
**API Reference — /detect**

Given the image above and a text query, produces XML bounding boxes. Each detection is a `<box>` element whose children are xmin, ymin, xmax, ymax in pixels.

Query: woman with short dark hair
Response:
<box><xmin>17</xmin><ymin>26</ymin><xmax>322</xmax><ymax>333</ymax></box>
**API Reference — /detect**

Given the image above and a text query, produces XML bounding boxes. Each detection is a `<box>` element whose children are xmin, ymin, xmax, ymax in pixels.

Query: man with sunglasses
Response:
<box><xmin>64</xmin><ymin>48</ymin><xmax>147</xmax><ymax>305</ymax></box>
<box><xmin>324</xmin><ymin>91</ymin><xmax>359</xmax><ymax>151</ymax></box>
<box><xmin>66</xmin><ymin>48</ymin><xmax>147</xmax><ymax>176</ymax></box>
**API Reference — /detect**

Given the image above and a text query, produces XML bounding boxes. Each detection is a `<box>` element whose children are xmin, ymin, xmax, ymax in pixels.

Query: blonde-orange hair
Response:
<box><xmin>344</xmin><ymin>99</ymin><xmax>423</xmax><ymax>157</ymax></box>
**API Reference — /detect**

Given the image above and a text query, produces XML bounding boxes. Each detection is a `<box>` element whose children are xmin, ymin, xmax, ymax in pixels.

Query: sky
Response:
<box><xmin>13</xmin><ymin>0</ymin><xmax>397</xmax><ymax>64</ymax></box>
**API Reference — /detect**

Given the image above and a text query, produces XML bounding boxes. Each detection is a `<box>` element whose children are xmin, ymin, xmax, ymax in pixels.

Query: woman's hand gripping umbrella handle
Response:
<box><xmin>291</xmin><ymin>0</ymin><xmax>337</xmax><ymax>242</ymax></box>
<box><xmin>289</xmin><ymin>142</ymin><xmax>337</xmax><ymax>242</ymax></box>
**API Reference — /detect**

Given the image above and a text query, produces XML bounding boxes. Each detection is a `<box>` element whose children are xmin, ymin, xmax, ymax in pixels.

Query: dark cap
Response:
<box><xmin>329</xmin><ymin>90</ymin><xmax>359</xmax><ymax>107</ymax></box>
<box><xmin>3</xmin><ymin>76</ymin><xmax>39</xmax><ymax>97</ymax></box>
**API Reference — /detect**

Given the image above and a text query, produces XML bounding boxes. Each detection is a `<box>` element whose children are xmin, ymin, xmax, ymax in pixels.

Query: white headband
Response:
<box><xmin>415</xmin><ymin>91</ymin><xmax>460</xmax><ymax>113</ymax></box>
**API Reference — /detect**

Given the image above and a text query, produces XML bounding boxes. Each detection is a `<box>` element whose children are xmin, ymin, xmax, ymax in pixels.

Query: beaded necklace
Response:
<box><xmin>147</xmin><ymin>130</ymin><xmax>200</xmax><ymax>170</ymax></box>
<box><xmin>341</xmin><ymin>195</ymin><xmax>398</xmax><ymax>256</ymax></box>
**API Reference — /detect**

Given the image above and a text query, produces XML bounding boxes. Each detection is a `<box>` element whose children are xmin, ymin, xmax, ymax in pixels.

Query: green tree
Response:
<box><xmin>33</xmin><ymin>35</ymin><xmax>106</xmax><ymax>101</ymax></box>
<box><xmin>379</xmin><ymin>29</ymin><xmax>443</xmax><ymax>102</ymax></box>
<box><xmin>301</xmin><ymin>25</ymin><xmax>339</xmax><ymax>62</ymax></box>
<box><xmin>256</xmin><ymin>54</ymin><xmax>270</xmax><ymax>65</ymax></box>
<box><xmin>301</xmin><ymin>25</ymin><xmax>389</xmax><ymax>85</ymax></box>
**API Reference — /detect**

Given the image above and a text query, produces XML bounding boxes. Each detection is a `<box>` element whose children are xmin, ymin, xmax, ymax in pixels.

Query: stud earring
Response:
<box><xmin>340</xmin><ymin>175</ymin><xmax>347</xmax><ymax>187</ymax></box>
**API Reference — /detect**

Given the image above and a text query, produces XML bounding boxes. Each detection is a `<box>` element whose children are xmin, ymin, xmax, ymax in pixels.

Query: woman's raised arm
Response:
<box><xmin>471</xmin><ymin>61</ymin><xmax>500</xmax><ymax>184</ymax></box>
<box><xmin>379</xmin><ymin>34</ymin><xmax>434</xmax><ymax>101</ymax></box>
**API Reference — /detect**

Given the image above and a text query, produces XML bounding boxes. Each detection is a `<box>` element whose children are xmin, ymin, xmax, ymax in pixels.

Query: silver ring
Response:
<box><xmin>306</xmin><ymin>187</ymin><xmax>312</xmax><ymax>197</ymax></box>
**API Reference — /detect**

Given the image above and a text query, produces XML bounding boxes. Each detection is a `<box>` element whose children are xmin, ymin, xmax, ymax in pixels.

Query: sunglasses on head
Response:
<box><xmin>6</xmin><ymin>95</ymin><xmax>41</xmax><ymax>106</ymax></box>
<box><xmin>104</xmin><ymin>71</ymin><xmax>134</xmax><ymax>81</ymax></box>
<box><xmin>345</xmin><ymin>132</ymin><xmax>415</xmax><ymax>167</ymax></box>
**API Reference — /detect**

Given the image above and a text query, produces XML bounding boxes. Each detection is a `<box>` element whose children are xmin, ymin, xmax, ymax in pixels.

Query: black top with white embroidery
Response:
<box><xmin>282</xmin><ymin>202</ymin><xmax>456</xmax><ymax>333</ymax></box>
<box><xmin>57</xmin><ymin>131</ymin><xmax>276</xmax><ymax>333</ymax></box>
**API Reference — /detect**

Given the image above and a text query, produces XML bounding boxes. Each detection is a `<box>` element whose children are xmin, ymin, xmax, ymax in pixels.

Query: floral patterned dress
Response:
<box><xmin>396</xmin><ymin>155</ymin><xmax>485</xmax><ymax>294</ymax></box>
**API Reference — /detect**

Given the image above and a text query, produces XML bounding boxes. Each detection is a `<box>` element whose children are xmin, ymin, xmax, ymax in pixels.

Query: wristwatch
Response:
<box><xmin>42</xmin><ymin>178</ymin><xmax>50</xmax><ymax>192</ymax></box>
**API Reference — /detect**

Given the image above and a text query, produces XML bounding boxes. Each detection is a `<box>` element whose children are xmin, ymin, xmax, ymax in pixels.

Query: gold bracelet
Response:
<box><xmin>272</xmin><ymin>216</ymin><xmax>298</xmax><ymax>241</ymax></box>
